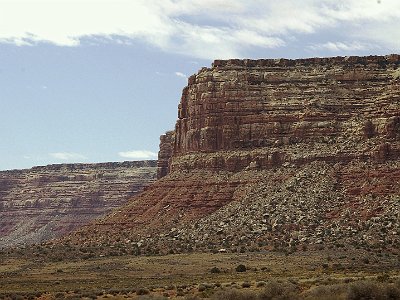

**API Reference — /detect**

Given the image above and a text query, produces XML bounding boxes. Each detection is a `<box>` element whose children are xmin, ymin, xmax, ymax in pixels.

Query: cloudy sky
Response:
<box><xmin>0</xmin><ymin>0</ymin><xmax>399</xmax><ymax>170</ymax></box>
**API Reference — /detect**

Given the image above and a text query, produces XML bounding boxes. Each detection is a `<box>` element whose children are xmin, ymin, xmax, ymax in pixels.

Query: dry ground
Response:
<box><xmin>0</xmin><ymin>249</ymin><xmax>399</xmax><ymax>299</ymax></box>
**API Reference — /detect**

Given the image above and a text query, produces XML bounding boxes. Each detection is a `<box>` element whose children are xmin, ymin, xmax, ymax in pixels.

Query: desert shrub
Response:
<box><xmin>362</xmin><ymin>257</ymin><xmax>370</xmax><ymax>264</ymax></box>
<box><xmin>107</xmin><ymin>289</ymin><xmax>120</xmax><ymax>296</ymax></box>
<box><xmin>235</xmin><ymin>264</ymin><xmax>247</xmax><ymax>272</ymax></box>
<box><xmin>363</xmin><ymin>120</ymin><xmax>375</xmax><ymax>138</ymax></box>
<box><xmin>177</xmin><ymin>288</ymin><xmax>185</xmax><ymax>296</ymax></box>
<box><xmin>80</xmin><ymin>292</ymin><xmax>97</xmax><ymax>299</ymax></box>
<box><xmin>64</xmin><ymin>296</ymin><xmax>81</xmax><ymax>300</ymax></box>
<box><xmin>377</xmin><ymin>273</ymin><xmax>390</xmax><ymax>282</ymax></box>
<box><xmin>184</xmin><ymin>295</ymin><xmax>202</xmax><ymax>300</ymax></box>
<box><xmin>211</xmin><ymin>289</ymin><xmax>258</xmax><ymax>300</ymax></box>
<box><xmin>136</xmin><ymin>288</ymin><xmax>150</xmax><ymax>295</ymax></box>
<box><xmin>10</xmin><ymin>294</ymin><xmax>24</xmax><ymax>300</ymax></box>
<box><xmin>165</xmin><ymin>285</ymin><xmax>175</xmax><ymax>290</ymax></box>
<box><xmin>395</xmin><ymin>278</ymin><xmax>400</xmax><ymax>289</ymax></box>
<box><xmin>386</xmin><ymin>285</ymin><xmax>400</xmax><ymax>299</ymax></box>
<box><xmin>258</xmin><ymin>280</ymin><xmax>299</xmax><ymax>300</ymax></box>
<box><xmin>346</xmin><ymin>280</ymin><xmax>399</xmax><ymax>300</ymax></box>
<box><xmin>198</xmin><ymin>284</ymin><xmax>207</xmax><ymax>292</ymax></box>
<box><xmin>55</xmin><ymin>292</ymin><xmax>65</xmax><ymax>299</ymax></box>
<box><xmin>304</xmin><ymin>284</ymin><xmax>347</xmax><ymax>300</ymax></box>
<box><xmin>138</xmin><ymin>295</ymin><xmax>168</xmax><ymax>300</ymax></box>
<box><xmin>211</xmin><ymin>267</ymin><xmax>221</xmax><ymax>273</ymax></box>
<box><xmin>256</xmin><ymin>281</ymin><xmax>267</xmax><ymax>288</ymax></box>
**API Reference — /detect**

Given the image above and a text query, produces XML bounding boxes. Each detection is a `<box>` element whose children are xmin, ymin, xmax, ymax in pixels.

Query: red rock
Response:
<box><xmin>63</xmin><ymin>56</ymin><xmax>400</xmax><ymax>253</ymax></box>
<box><xmin>0</xmin><ymin>161</ymin><xmax>156</xmax><ymax>248</ymax></box>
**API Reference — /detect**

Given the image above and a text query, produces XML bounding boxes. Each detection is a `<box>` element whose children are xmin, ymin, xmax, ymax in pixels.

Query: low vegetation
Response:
<box><xmin>0</xmin><ymin>249</ymin><xmax>399</xmax><ymax>299</ymax></box>
<box><xmin>0</xmin><ymin>279</ymin><xmax>399</xmax><ymax>299</ymax></box>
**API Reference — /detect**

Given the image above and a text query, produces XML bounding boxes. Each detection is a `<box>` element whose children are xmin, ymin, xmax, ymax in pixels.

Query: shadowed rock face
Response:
<box><xmin>157</xmin><ymin>131</ymin><xmax>175</xmax><ymax>179</ymax></box>
<box><xmin>0</xmin><ymin>161</ymin><xmax>156</xmax><ymax>248</ymax></box>
<box><xmin>67</xmin><ymin>56</ymin><xmax>399</xmax><ymax>255</ymax></box>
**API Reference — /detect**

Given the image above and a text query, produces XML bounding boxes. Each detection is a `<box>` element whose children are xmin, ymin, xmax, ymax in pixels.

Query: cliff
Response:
<box><xmin>157</xmin><ymin>131</ymin><xmax>175</xmax><ymax>179</ymax></box>
<box><xmin>171</xmin><ymin>55</ymin><xmax>400</xmax><ymax>172</ymax></box>
<box><xmin>0</xmin><ymin>161</ymin><xmax>156</xmax><ymax>248</ymax></box>
<box><xmin>63</xmin><ymin>55</ymin><xmax>399</xmax><ymax>256</ymax></box>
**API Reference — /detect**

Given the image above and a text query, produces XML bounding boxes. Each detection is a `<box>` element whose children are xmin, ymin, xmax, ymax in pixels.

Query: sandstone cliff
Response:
<box><xmin>64</xmin><ymin>55</ymin><xmax>399</xmax><ymax>256</ymax></box>
<box><xmin>0</xmin><ymin>161</ymin><xmax>156</xmax><ymax>248</ymax></box>
<box><xmin>157</xmin><ymin>131</ymin><xmax>175</xmax><ymax>179</ymax></box>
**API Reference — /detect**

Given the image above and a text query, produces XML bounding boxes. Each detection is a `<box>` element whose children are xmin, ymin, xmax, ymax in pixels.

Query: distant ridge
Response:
<box><xmin>0</xmin><ymin>160</ymin><xmax>157</xmax><ymax>248</ymax></box>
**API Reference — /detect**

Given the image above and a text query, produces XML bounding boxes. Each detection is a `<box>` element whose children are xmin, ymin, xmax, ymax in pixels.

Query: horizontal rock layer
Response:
<box><xmin>64</xmin><ymin>56</ymin><xmax>399</xmax><ymax>255</ymax></box>
<box><xmin>0</xmin><ymin>161</ymin><xmax>156</xmax><ymax>248</ymax></box>
<box><xmin>157</xmin><ymin>131</ymin><xmax>175</xmax><ymax>179</ymax></box>
<box><xmin>173</xmin><ymin>55</ymin><xmax>400</xmax><ymax>171</ymax></box>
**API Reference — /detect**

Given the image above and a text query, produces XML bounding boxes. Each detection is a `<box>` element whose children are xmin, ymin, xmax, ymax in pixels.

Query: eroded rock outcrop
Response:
<box><xmin>171</xmin><ymin>55</ymin><xmax>400</xmax><ymax>173</ymax></box>
<box><xmin>65</xmin><ymin>55</ymin><xmax>399</xmax><ymax>256</ymax></box>
<box><xmin>157</xmin><ymin>131</ymin><xmax>175</xmax><ymax>179</ymax></box>
<box><xmin>0</xmin><ymin>161</ymin><xmax>156</xmax><ymax>248</ymax></box>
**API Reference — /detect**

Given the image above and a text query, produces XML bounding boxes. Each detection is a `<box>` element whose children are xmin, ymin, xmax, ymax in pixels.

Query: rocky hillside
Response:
<box><xmin>0</xmin><ymin>161</ymin><xmax>156</xmax><ymax>248</ymax></box>
<box><xmin>64</xmin><ymin>55</ymin><xmax>399</xmax><ymax>256</ymax></box>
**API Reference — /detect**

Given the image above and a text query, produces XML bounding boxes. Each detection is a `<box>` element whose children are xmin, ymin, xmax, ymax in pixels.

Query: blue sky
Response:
<box><xmin>0</xmin><ymin>0</ymin><xmax>399</xmax><ymax>170</ymax></box>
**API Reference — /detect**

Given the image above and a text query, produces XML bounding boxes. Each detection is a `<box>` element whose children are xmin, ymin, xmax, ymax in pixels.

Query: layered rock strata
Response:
<box><xmin>171</xmin><ymin>55</ymin><xmax>400</xmax><ymax>172</ymax></box>
<box><xmin>157</xmin><ymin>131</ymin><xmax>175</xmax><ymax>179</ymax></box>
<box><xmin>0</xmin><ymin>161</ymin><xmax>156</xmax><ymax>248</ymax></box>
<box><xmin>65</xmin><ymin>55</ymin><xmax>399</xmax><ymax>255</ymax></box>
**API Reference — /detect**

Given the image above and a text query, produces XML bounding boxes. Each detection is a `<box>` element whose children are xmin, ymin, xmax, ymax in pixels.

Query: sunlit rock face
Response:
<box><xmin>171</xmin><ymin>55</ymin><xmax>400</xmax><ymax>172</ymax></box>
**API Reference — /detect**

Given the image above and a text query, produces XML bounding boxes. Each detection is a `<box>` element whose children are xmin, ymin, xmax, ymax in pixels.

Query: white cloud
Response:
<box><xmin>118</xmin><ymin>150</ymin><xmax>157</xmax><ymax>159</ymax></box>
<box><xmin>309</xmin><ymin>42</ymin><xmax>372</xmax><ymax>52</ymax></box>
<box><xmin>0</xmin><ymin>0</ymin><xmax>399</xmax><ymax>58</ymax></box>
<box><xmin>174</xmin><ymin>72</ymin><xmax>187</xmax><ymax>78</ymax></box>
<box><xmin>50</xmin><ymin>152</ymin><xmax>87</xmax><ymax>161</ymax></box>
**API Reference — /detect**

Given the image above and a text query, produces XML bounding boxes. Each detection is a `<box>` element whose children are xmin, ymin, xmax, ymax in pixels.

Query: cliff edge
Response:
<box><xmin>65</xmin><ymin>55</ymin><xmax>399</xmax><ymax>256</ymax></box>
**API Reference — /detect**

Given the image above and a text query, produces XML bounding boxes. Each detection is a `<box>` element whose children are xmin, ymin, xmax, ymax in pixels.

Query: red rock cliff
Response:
<box><xmin>170</xmin><ymin>55</ymin><xmax>400</xmax><ymax>172</ymax></box>
<box><xmin>67</xmin><ymin>56</ymin><xmax>399</xmax><ymax>255</ymax></box>
<box><xmin>0</xmin><ymin>161</ymin><xmax>156</xmax><ymax>248</ymax></box>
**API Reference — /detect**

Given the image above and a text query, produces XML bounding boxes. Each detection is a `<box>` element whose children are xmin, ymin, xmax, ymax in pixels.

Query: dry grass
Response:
<box><xmin>0</xmin><ymin>250</ymin><xmax>399</xmax><ymax>299</ymax></box>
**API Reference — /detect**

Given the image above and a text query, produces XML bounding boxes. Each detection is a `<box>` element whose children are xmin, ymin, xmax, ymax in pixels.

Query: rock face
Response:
<box><xmin>171</xmin><ymin>55</ymin><xmax>400</xmax><ymax>172</ymax></box>
<box><xmin>157</xmin><ymin>131</ymin><xmax>175</xmax><ymax>179</ymax></box>
<box><xmin>0</xmin><ymin>161</ymin><xmax>156</xmax><ymax>248</ymax></box>
<box><xmin>66</xmin><ymin>55</ymin><xmax>399</xmax><ymax>256</ymax></box>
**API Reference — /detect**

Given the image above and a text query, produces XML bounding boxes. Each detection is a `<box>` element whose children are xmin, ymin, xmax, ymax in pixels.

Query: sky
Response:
<box><xmin>0</xmin><ymin>0</ymin><xmax>399</xmax><ymax>170</ymax></box>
